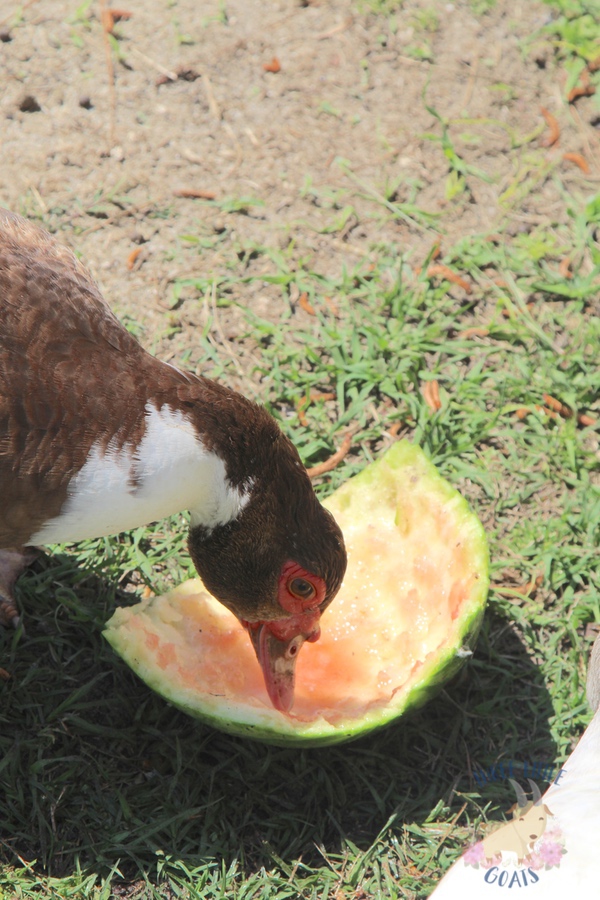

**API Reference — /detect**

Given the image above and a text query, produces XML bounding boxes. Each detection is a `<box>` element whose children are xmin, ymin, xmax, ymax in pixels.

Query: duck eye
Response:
<box><xmin>288</xmin><ymin>577</ymin><xmax>316</xmax><ymax>601</ymax></box>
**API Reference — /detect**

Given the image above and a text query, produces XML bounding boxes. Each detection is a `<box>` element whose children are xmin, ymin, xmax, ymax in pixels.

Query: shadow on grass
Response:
<box><xmin>0</xmin><ymin>552</ymin><xmax>557</xmax><ymax>886</ymax></box>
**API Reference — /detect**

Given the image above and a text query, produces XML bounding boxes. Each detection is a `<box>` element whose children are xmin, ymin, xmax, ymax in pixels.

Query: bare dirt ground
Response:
<box><xmin>1</xmin><ymin>0</ymin><xmax>597</xmax><ymax>387</ymax></box>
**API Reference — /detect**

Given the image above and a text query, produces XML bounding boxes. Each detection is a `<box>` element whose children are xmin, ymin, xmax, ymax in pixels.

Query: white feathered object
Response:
<box><xmin>429</xmin><ymin>636</ymin><xmax>600</xmax><ymax>898</ymax></box>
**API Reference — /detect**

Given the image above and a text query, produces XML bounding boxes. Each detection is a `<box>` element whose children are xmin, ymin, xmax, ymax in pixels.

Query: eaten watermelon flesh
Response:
<box><xmin>105</xmin><ymin>441</ymin><xmax>489</xmax><ymax>744</ymax></box>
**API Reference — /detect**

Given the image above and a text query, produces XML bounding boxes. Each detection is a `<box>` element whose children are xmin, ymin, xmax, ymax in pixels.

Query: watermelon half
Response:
<box><xmin>105</xmin><ymin>441</ymin><xmax>489</xmax><ymax>745</ymax></box>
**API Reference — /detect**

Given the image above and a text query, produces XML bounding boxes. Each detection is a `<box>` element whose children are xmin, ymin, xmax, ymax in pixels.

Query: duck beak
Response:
<box><xmin>247</xmin><ymin>622</ymin><xmax>320</xmax><ymax>713</ymax></box>
<box><xmin>248</xmin><ymin>625</ymin><xmax>303</xmax><ymax>713</ymax></box>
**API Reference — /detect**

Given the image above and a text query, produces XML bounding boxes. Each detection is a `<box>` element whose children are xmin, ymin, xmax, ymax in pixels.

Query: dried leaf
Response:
<box><xmin>296</xmin><ymin>397</ymin><xmax>309</xmax><ymax>427</ymax></box>
<box><xmin>324</xmin><ymin>296</ymin><xmax>339</xmax><ymax>316</ymax></box>
<box><xmin>263</xmin><ymin>57</ymin><xmax>281</xmax><ymax>73</ymax></box>
<box><xmin>562</xmin><ymin>152</ymin><xmax>591</xmax><ymax>174</ymax></box>
<box><xmin>173</xmin><ymin>189</ymin><xmax>217</xmax><ymax>200</ymax></box>
<box><xmin>298</xmin><ymin>292</ymin><xmax>316</xmax><ymax>316</ymax></box>
<box><xmin>543</xmin><ymin>393</ymin><xmax>572</xmax><ymax>418</ymax></box>
<box><xmin>422</xmin><ymin>380</ymin><xmax>442</xmax><ymax>412</ymax></box>
<box><xmin>126</xmin><ymin>247</ymin><xmax>143</xmax><ymax>270</ymax></box>
<box><xmin>426</xmin><ymin>264</ymin><xmax>471</xmax><ymax>293</ymax></box>
<box><xmin>535</xmin><ymin>404</ymin><xmax>559</xmax><ymax>420</ymax></box>
<box><xmin>567</xmin><ymin>83</ymin><xmax>595</xmax><ymax>103</ymax></box>
<box><xmin>540</xmin><ymin>107</ymin><xmax>560</xmax><ymax>147</ymax></box>
<box><xmin>309</xmin><ymin>390</ymin><xmax>336</xmax><ymax>402</ymax></box>
<box><xmin>458</xmin><ymin>326</ymin><xmax>489</xmax><ymax>338</ymax></box>
<box><xmin>558</xmin><ymin>257</ymin><xmax>573</xmax><ymax>279</ymax></box>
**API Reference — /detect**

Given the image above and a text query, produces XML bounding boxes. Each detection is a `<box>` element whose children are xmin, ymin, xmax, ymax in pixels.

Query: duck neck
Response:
<box><xmin>30</xmin><ymin>400</ymin><xmax>252</xmax><ymax>545</ymax></box>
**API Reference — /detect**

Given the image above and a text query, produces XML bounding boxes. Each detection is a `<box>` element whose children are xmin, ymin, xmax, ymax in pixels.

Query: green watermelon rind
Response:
<box><xmin>104</xmin><ymin>441</ymin><xmax>489</xmax><ymax>746</ymax></box>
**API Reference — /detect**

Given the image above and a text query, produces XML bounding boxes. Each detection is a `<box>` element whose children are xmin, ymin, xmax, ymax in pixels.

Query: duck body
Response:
<box><xmin>0</xmin><ymin>208</ymin><xmax>347</xmax><ymax>712</ymax></box>
<box><xmin>0</xmin><ymin>209</ymin><xmax>252</xmax><ymax>547</ymax></box>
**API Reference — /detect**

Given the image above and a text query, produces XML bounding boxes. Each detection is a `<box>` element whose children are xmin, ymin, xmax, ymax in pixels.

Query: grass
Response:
<box><xmin>1</xmin><ymin>0</ymin><xmax>600</xmax><ymax>897</ymax></box>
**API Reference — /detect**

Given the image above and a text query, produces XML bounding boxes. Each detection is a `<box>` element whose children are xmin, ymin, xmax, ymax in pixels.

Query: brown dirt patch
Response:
<box><xmin>0</xmin><ymin>0</ymin><xmax>597</xmax><ymax>378</ymax></box>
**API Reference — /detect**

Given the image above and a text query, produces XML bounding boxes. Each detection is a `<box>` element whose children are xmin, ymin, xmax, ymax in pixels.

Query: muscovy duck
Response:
<box><xmin>0</xmin><ymin>208</ymin><xmax>346</xmax><ymax>712</ymax></box>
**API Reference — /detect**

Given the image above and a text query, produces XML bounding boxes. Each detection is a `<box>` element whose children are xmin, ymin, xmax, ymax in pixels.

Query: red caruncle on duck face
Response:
<box><xmin>245</xmin><ymin>560</ymin><xmax>327</xmax><ymax>714</ymax></box>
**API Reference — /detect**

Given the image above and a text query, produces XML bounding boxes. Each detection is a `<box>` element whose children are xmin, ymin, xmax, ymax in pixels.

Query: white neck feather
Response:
<box><xmin>30</xmin><ymin>403</ymin><xmax>251</xmax><ymax>545</ymax></box>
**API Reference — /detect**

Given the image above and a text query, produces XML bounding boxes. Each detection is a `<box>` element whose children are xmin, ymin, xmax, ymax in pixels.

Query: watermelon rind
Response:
<box><xmin>105</xmin><ymin>440</ymin><xmax>489</xmax><ymax>745</ymax></box>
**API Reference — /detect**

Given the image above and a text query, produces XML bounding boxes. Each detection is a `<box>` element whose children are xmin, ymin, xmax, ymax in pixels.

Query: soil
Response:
<box><xmin>1</xmin><ymin>0</ymin><xmax>597</xmax><ymax>392</ymax></box>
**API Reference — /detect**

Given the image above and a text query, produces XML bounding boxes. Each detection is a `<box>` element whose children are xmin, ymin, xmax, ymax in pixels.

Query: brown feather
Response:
<box><xmin>0</xmin><ymin>208</ymin><xmax>346</xmax><ymax>630</ymax></box>
<box><xmin>0</xmin><ymin>209</ymin><xmax>154</xmax><ymax>543</ymax></box>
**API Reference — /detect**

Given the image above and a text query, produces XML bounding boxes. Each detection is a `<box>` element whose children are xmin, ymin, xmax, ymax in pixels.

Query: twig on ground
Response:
<box><xmin>491</xmin><ymin>574</ymin><xmax>543</xmax><ymax>598</ymax></box>
<box><xmin>79</xmin><ymin>203</ymin><xmax>153</xmax><ymax>235</ymax></box>
<box><xmin>316</xmin><ymin>17</ymin><xmax>353</xmax><ymax>40</ymax></box>
<box><xmin>307</xmin><ymin>433</ymin><xmax>353</xmax><ymax>478</ymax></box>
<box><xmin>130</xmin><ymin>46</ymin><xmax>177</xmax><ymax>82</ymax></box>
<box><xmin>296</xmin><ymin>390</ymin><xmax>337</xmax><ymax>427</ymax></box>
<box><xmin>101</xmin><ymin>7</ymin><xmax>132</xmax><ymax>33</ymax></box>
<box><xmin>568</xmin><ymin>83</ymin><xmax>595</xmax><ymax>102</ymax></box>
<box><xmin>173</xmin><ymin>189</ymin><xmax>217</xmax><ymax>200</ymax></box>
<box><xmin>200</xmin><ymin>68</ymin><xmax>221</xmax><ymax>119</ymax></box>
